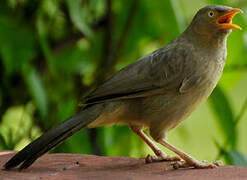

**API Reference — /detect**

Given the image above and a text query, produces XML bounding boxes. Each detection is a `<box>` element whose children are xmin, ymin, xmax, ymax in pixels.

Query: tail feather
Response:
<box><xmin>4</xmin><ymin>105</ymin><xmax>102</xmax><ymax>170</ymax></box>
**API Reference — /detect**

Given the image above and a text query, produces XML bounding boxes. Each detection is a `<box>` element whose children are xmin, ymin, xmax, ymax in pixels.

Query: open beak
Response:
<box><xmin>216</xmin><ymin>8</ymin><xmax>243</xmax><ymax>30</ymax></box>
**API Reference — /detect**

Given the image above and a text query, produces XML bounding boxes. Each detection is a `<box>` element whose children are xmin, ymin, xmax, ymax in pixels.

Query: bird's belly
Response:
<box><xmin>87</xmin><ymin>101</ymin><xmax>145</xmax><ymax>128</ymax></box>
<box><xmin>140</xmin><ymin>80</ymin><xmax>218</xmax><ymax>139</ymax></box>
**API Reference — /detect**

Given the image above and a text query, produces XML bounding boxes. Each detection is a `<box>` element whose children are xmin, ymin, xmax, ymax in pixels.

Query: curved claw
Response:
<box><xmin>145</xmin><ymin>153</ymin><xmax>181</xmax><ymax>163</ymax></box>
<box><xmin>171</xmin><ymin>160</ymin><xmax>222</xmax><ymax>169</ymax></box>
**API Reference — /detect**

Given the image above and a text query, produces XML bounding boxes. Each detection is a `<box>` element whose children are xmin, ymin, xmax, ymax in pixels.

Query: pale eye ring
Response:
<box><xmin>208</xmin><ymin>11</ymin><xmax>215</xmax><ymax>17</ymax></box>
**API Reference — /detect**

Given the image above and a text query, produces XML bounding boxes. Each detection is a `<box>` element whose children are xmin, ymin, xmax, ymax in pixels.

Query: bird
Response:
<box><xmin>4</xmin><ymin>5</ymin><xmax>242</xmax><ymax>170</ymax></box>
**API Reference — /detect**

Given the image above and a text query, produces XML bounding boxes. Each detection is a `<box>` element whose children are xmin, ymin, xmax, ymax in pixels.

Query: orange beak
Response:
<box><xmin>216</xmin><ymin>8</ymin><xmax>243</xmax><ymax>30</ymax></box>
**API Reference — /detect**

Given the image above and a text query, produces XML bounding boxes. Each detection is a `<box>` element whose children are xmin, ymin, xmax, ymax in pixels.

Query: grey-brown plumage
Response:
<box><xmin>4</xmin><ymin>5</ymin><xmax>242</xmax><ymax>170</ymax></box>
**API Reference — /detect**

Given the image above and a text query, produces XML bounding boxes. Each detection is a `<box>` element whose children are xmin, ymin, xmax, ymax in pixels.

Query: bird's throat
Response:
<box><xmin>183</xmin><ymin>26</ymin><xmax>229</xmax><ymax>50</ymax></box>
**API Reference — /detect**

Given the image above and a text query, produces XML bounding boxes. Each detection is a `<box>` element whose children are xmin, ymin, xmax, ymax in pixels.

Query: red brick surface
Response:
<box><xmin>0</xmin><ymin>151</ymin><xmax>247</xmax><ymax>180</ymax></box>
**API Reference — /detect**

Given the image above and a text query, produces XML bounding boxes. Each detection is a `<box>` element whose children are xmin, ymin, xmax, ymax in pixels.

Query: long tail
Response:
<box><xmin>3</xmin><ymin>105</ymin><xmax>102</xmax><ymax>170</ymax></box>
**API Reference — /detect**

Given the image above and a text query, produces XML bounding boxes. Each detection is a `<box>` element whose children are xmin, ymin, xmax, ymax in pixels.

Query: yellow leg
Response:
<box><xmin>158</xmin><ymin>139</ymin><xmax>221</xmax><ymax>168</ymax></box>
<box><xmin>130</xmin><ymin>126</ymin><xmax>181</xmax><ymax>163</ymax></box>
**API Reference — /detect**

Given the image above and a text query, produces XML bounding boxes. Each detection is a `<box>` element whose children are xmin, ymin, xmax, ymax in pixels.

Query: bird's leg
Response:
<box><xmin>130</xmin><ymin>126</ymin><xmax>181</xmax><ymax>163</ymax></box>
<box><xmin>157</xmin><ymin>138</ymin><xmax>222</xmax><ymax>169</ymax></box>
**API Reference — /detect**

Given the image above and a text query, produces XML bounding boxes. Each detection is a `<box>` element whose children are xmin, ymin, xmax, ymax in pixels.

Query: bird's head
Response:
<box><xmin>190</xmin><ymin>5</ymin><xmax>243</xmax><ymax>36</ymax></box>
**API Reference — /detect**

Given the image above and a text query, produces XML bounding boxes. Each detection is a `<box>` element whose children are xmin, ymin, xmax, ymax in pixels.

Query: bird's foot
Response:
<box><xmin>171</xmin><ymin>159</ymin><xmax>222</xmax><ymax>169</ymax></box>
<box><xmin>145</xmin><ymin>151</ymin><xmax>181</xmax><ymax>163</ymax></box>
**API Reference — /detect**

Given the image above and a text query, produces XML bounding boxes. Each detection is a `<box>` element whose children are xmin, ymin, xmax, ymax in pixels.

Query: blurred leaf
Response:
<box><xmin>219</xmin><ymin>71</ymin><xmax>244</xmax><ymax>91</ymax></box>
<box><xmin>54</xmin><ymin>129</ymin><xmax>92</xmax><ymax>154</ymax></box>
<box><xmin>208</xmin><ymin>86</ymin><xmax>236</xmax><ymax>148</ymax></box>
<box><xmin>56</xmin><ymin>46</ymin><xmax>92</xmax><ymax>75</ymax></box>
<box><xmin>0</xmin><ymin>16</ymin><xmax>36</xmax><ymax>75</ymax></box>
<box><xmin>0</xmin><ymin>88</ymin><xmax>2</xmax><ymax>108</ymax></box>
<box><xmin>57</xmin><ymin>98</ymin><xmax>77</xmax><ymax>122</ymax></box>
<box><xmin>208</xmin><ymin>0</ymin><xmax>228</xmax><ymax>5</ymax></box>
<box><xmin>22</xmin><ymin>66</ymin><xmax>48</xmax><ymax>118</ymax></box>
<box><xmin>117</xmin><ymin>0</ymin><xmax>185</xmax><ymax>67</ymax></box>
<box><xmin>215</xmin><ymin>98</ymin><xmax>247</xmax><ymax>160</ymax></box>
<box><xmin>226</xmin><ymin>15</ymin><xmax>247</xmax><ymax>66</ymax></box>
<box><xmin>228</xmin><ymin>150</ymin><xmax>247</xmax><ymax>166</ymax></box>
<box><xmin>0</xmin><ymin>133</ymin><xmax>8</xmax><ymax>149</ymax></box>
<box><xmin>1</xmin><ymin>106</ymin><xmax>30</xmax><ymax>141</ymax></box>
<box><xmin>65</xmin><ymin>0</ymin><xmax>92</xmax><ymax>37</ymax></box>
<box><xmin>170</xmin><ymin>0</ymin><xmax>186</xmax><ymax>32</ymax></box>
<box><xmin>41</xmin><ymin>0</ymin><xmax>58</xmax><ymax>18</ymax></box>
<box><xmin>0</xmin><ymin>104</ymin><xmax>40</xmax><ymax>150</ymax></box>
<box><xmin>100</xmin><ymin>126</ymin><xmax>143</xmax><ymax>156</ymax></box>
<box><xmin>36</xmin><ymin>15</ymin><xmax>57</xmax><ymax>76</ymax></box>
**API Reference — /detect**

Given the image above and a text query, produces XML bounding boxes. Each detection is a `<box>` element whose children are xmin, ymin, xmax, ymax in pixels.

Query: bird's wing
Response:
<box><xmin>85</xmin><ymin>44</ymin><xmax>186</xmax><ymax>105</ymax></box>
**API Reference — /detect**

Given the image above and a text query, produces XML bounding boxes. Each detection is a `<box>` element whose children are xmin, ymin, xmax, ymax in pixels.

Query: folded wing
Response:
<box><xmin>85</xmin><ymin>45</ymin><xmax>184</xmax><ymax>105</ymax></box>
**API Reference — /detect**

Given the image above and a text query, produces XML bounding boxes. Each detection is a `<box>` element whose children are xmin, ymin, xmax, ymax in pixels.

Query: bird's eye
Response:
<box><xmin>208</xmin><ymin>11</ymin><xmax>215</xmax><ymax>18</ymax></box>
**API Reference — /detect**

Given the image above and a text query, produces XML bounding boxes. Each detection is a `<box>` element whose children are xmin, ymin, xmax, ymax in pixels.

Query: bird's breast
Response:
<box><xmin>140</xmin><ymin>51</ymin><xmax>227</xmax><ymax>133</ymax></box>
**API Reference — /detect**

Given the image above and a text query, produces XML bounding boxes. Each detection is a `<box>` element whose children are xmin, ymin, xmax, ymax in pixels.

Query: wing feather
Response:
<box><xmin>85</xmin><ymin>44</ymin><xmax>186</xmax><ymax>104</ymax></box>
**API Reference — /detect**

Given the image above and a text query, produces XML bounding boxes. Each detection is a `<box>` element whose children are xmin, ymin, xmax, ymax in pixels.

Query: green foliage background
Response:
<box><xmin>0</xmin><ymin>0</ymin><xmax>247</xmax><ymax>166</ymax></box>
